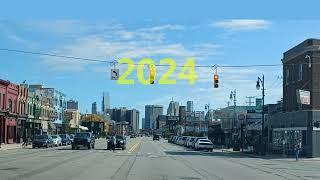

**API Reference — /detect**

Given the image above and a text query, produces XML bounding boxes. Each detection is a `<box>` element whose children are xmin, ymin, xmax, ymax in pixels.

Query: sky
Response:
<box><xmin>1</xmin><ymin>1</ymin><xmax>320</xmax><ymax>128</ymax></box>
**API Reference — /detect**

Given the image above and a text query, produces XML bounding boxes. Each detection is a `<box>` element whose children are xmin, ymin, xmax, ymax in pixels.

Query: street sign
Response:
<box><xmin>297</xmin><ymin>90</ymin><xmax>310</xmax><ymax>105</ymax></box>
<box><xmin>111</xmin><ymin>69</ymin><xmax>119</xmax><ymax>80</ymax></box>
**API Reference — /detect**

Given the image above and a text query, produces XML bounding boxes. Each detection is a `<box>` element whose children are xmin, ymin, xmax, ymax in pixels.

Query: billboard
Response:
<box><xmin>297</xmin><ymin>90</ymin><xmax>310</xmax><ymax>105</ymax></box>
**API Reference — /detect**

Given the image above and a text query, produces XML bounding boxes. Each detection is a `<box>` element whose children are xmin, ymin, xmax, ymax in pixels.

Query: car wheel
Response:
<box><xmin>88</xmin><ymin>144</ymin><xmax>91</xmax><ymax>149</ymax></box>
<box><xmin>46</xmin><ymin>144</ymin><xmax>49</xmax><ymax>148</ymax></box>
<box><xmin>92</xmin><ymin>145</ymin><xmax>95</xmax><ymax>149</ymax></box>
<box><xmin>76</xmin><ymin>146</ymin><xmax>80</xmax><ymax>150</ymax></box>
<box><xmin>32</xmin><ymin>145</ymin><xmax>35</xmax><ymax>149</ymax></box>
<box><xmin>72</xmin><ymin>146</ymin><xmax>75</xmax><ymax>150</ymax></box>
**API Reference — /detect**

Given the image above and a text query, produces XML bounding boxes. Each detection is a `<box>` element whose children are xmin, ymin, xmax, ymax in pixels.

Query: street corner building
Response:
<box><xmin>0</xmin><ymin>79</ymin><xmax>19</xmax><ymax>144</ymax></box>
<box><xmin>269</xmin><ymin>39</ymin><xmax>320</xmax><ymax>158</ymax></box>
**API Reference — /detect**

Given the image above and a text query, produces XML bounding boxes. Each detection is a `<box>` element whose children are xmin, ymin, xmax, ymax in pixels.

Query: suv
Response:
<box><xmin>153</xmin><ymin>134</ymin><xmax>160</xmax><ymax>141</ymax></box>
<box><xmin>72</xmin><ymin>132</ymin><xmax>95</xmax><ymax>150</ymax></box>
<box><xmin>115</xmin><ymin>135</ymin><xmax>126</xmax><ymax>150</ymax></box>
<box><xmin>32</xmin><ymin>135</ymin><xmax>54</xmax><ymax>148</ymax></box>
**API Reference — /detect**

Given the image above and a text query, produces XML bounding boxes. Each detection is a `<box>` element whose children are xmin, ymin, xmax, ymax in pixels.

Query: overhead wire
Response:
<box><xmin>0</xmin><ymin>48</ymin><xmax>297</xmax><ymax>69</ymax></box>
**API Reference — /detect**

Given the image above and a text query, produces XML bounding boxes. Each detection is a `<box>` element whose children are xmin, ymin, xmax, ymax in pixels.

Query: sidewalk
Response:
<box><xmin>0</xmin><ymin>143</ymin><xmax>22</xmax><ymax>150</ymax></box>
<box><xmin>220</xmin><ymin>148</ymin><xmax>320</xmax><ymax>161</ymax></box>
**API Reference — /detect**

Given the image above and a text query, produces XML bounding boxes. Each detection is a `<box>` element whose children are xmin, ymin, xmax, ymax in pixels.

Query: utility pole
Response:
<box><xmin>246</xmin><ymin>96</ymin><xmax>255</xmax><ymax>106</ymax></box>
<box><xmin>256</xmin><ymin>75</ymin><xmax>265</xmax><ymax>155</ymax></box>
<box><xmin>230</xmin><ymin>90</ymin><xmax>237</xmax><ymax>149</ymax></box>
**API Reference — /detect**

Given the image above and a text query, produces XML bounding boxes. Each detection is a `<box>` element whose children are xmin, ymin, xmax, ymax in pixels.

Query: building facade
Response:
<box><xmin>126</xmin><ymin>109</ymin><xmax>139</xmax><ymax>133</ymax></box>
<box><xmin>269</xmin><ymin>39</ymin><xmax>320</xmax><ymax>157</ymax></box>
<box><xmin>145</xmin><ymin>105</ymin><xmax>163</xmax><ymax>129</ymax></box>
<box><xmin>16</xmin><ymin>83</ymin><xmax>28</xmax><ymax>143</ymax></box>
<box><xmin>92</xmin><ymin>102</ymin><xmax>97</xmax><ymax>114</ymax></box>
<box><xmin>167</xmin><ymin>100</ymin><xmax>179</xmax><ymax>116</ymax></box>
<box><xmin>102</xmin><ymin>92</ymin><xmax>110</xmax><ymax>114</ymax></box>
<box><xmin>67</xmin><ymin>100</ymin><xmax>78</xmax><ymax>110</ymax></box>
<box><xmin>187</xmin><ymin>101</ymin><xmax>193</xmax><ymax>112</ymax></box>
<box><xmin>0</xmin><ymin>79</ymin><xmax>19</xmax><ymax>144</ymax></box>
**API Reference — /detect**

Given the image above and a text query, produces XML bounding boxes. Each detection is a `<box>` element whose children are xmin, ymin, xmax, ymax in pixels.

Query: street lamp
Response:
<box><xmin>256</xmin><ymin>75</ymin><xmax>265</xmax><ymax>155</ymax></box>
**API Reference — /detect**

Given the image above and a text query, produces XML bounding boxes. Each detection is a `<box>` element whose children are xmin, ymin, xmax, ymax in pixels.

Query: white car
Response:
<box><xmin>51</xmin><ymin>135</ymin><xmax>62</xmax><ymax>147</ymax></box>
<box><xmin>195</xmin><ymin>139</ymin><xmax>213</xmax><ymax>151</ymax></box>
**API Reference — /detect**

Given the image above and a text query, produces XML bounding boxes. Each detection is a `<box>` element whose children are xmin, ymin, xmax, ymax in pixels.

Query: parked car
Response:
<box><xmin>186</xmin><ymin>137</ymin><xmax>196</xmax><ymax>148</ymax></box>
<box><xmin>32</xmin><ymin>135</ymin><xmax>54</xmax><ymax>148</ymax></box>
<box><xmin>72</xmin><ymin>132</ymin><xmax>95</xmax><ymax>150</ymax></box>
<box><xmin>69</xmin><ymin>134</ymin><xmax>75</xmax><ymax>143</ymax></box>
<box><xmin>177</xmin><ymin>136</ymin><xmax>188</xmax><ymax>145</ymax></box>
<box><xmin>194</xmin><ymin>139</ymin><xmax>213</xmax><ymax>151</ymax></box>
<box><xmin>174</xmin><ymin>136</ymin><xmax>181</xmax><ymax>144</ymax></box>
<box><xmin>59</xmin><ymin>134</ymin><xmax>71</xmax><ymax>145</ymax></box>
<box><xmin>191</xmin><ymin>137</ymin><xmax>208</xmax><ymax>149</ymax></box>
<box><xmin>115</xmin><ymin>135</ymin><xmax>126</xmax><ymax>150</ymax></box>
<box><xmin>51</xmin><ymin>135</ymin><xmax>62</xmax><ymax>147</ymax></box>
<box><xmin>153</xmin><ymin>134</ymin><xmax>160</xmax><ymax>141</ymax></box>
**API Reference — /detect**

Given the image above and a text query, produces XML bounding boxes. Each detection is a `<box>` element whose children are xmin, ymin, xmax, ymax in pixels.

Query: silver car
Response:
<box><xmin>51</xmin><ymin>135</ymin><xmax>62</xmax><ymax>147</ymax></box>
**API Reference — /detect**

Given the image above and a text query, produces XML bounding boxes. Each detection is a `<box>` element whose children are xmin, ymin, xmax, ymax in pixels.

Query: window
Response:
<box><xmin>8</xmin><ymin>99</ymin><xmax>12</xmax><ymax>112</ymax></box>
<box><xmin>2</xmin><ymin>94</ymin><xmax>4</xmax><ymax>110</ymax></box>
<box><xmin>299</xmin><ymin>64</ymin><xmax>303</xmax><ymax>81</ymax></box>
<box><xmin>285</xmin><ymin>69</ymin><xmax>290</xmax><ymax>85</ymax></box>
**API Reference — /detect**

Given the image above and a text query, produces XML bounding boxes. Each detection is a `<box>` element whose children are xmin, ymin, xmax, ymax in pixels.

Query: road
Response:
<box><xmin>0</xmin><ymin>137</ymin><xmax>319</xmax><ymax>180</ymax></box>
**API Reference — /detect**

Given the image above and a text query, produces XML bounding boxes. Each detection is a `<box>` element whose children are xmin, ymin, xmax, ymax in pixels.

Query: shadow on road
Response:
<box><xmin>164</xmin><ymin>150</ymin><xmax>289</xmax><ymax>160</ymax></box>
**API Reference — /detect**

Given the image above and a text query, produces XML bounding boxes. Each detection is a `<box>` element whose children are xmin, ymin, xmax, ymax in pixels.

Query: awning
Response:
<box><xmin>48</xmin><ymin>121</ymin><xmax>56</xmax><ymax>130</ymax></box>
<box><xmin>79</xmin><ymin>125</ymin><xmax>88</xmax><ymax>131</ymax></box>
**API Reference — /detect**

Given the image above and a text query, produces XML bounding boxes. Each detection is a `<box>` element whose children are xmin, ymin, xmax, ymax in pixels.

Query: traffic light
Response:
<box><xmin>150</xmin><ymin>64</ymin><xmax>156</xmax><ymax>84</ymax></box>
<box><xmin>214</xmin><ymin>74</ymin><xmax>219</xmax><ymax>88</ymax></box>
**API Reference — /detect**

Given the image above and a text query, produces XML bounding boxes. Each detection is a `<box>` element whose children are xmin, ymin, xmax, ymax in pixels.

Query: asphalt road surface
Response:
<box><xmin>0</xmin><ymin>137</ymin><xmax>319</xmax><ymax>180</ymax></box>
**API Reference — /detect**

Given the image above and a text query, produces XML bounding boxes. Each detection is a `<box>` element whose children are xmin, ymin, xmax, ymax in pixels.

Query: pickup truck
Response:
<box><xmin>72</xmin><ymin>132</ymin><xmax>95</xmax><ymax>150</ymax></box>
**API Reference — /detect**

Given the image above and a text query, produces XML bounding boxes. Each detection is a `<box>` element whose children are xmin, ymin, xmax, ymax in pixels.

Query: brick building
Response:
<box><xmin>270</xmin><ymin>39</ymin><xmax>320</xmax><ymax>157</ymax></box>
<box><xmin>0</xmin><ymin>79</ymin><xmax>19</xmax><ymax>144</ymax></box>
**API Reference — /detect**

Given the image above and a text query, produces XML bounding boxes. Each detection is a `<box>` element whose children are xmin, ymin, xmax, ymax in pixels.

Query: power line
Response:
<box><xmin>0</xmin><ymin>47</ymin><xmax>317</xmax><ymax>68</ymax></box>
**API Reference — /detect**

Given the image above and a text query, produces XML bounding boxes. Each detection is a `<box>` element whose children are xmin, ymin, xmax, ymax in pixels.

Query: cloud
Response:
<box><xmin>211</xmin><ymin>19</ymin><xmax>271</xmax><ymax>31</ymax></box>
<box><xmin>139</xmin><ymin>24</ymin><xmax>185</xmax><ymax>32</ymax></box>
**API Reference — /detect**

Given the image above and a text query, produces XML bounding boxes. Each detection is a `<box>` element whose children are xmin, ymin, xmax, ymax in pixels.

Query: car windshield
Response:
<box><xmin>35</xmin><ymin>135</ymin><xmax>47</xmax><ymax>139</ymax></box>
<box><xmin>75</xmin><ymin>133</ymin><xmax>89</xmax><ymax>138</ymax></box>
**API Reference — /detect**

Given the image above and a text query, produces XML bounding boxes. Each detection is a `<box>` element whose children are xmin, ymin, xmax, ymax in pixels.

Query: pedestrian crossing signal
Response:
<box><xmin>214</xmin><ymin>74</ymin><xmax>219</xmax><ymax>88</ymax></box>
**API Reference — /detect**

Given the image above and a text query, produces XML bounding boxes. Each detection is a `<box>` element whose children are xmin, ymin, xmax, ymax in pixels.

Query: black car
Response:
<box><xmin>32</xmin><ymin>135</ymin><xmax>54</xmax><ymax>148</ymax></box>
<box><xmin>72</xmin><ymin>132</ymin><xmax>95</xmax><ymax>150</ymax></box>
<box><xmin>153</xmin><ymin>134</ymin><xmax>160</xmax><ymax>141</ymax></box>
<box><xmin>59</xmin><ymin>134</ymin><xmax>71</xmax><ymax>145</ymax></box>
<box><xmin>115</xmin><ymin>135</ymin><xmax>126</xmax><ymax>150</ymax></box>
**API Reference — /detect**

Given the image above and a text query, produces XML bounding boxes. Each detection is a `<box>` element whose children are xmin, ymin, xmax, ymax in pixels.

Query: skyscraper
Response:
<box><xmin>187</xmin><ymin>101</ymin><xmax>193</xmax><ymax>112</ymax></box>
<box><xmin>126</xmin><ymin>109</ymin><xmax>140</xmax><ymax>132</ymax></box>
<box><xmin>145</xmin><ymin>105</ymin><xmax>163</xmax><ymax>129</ymax></box>
<box><xmin>102</xmin><ymin>92</ymin><xmax>110</xmax><ymax>113</ymax></box>
<box><xmin>92</xmin><ymin>102</ymin><xmax>97</xmax><ymax>114</ymax></box>
<box><xmin>167</xmin><ymin>99</ymin><xmax>179</xmax><ymax>116</ymax></box>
